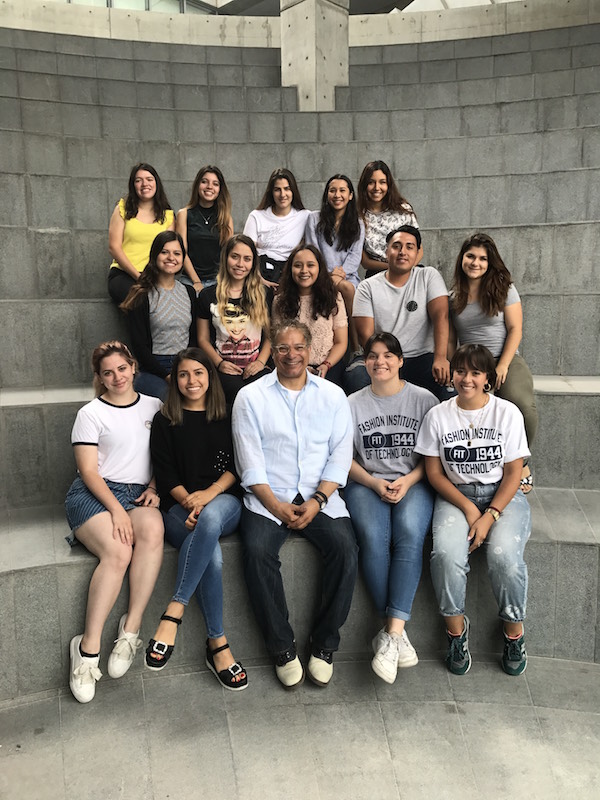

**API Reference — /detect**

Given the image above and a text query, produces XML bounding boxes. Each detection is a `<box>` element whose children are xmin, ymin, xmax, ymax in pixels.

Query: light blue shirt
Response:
<box><xmin>304</xmin><ymin>211</ymin><xmax>365</xmax><ymax>287</ymax></box>
<box><xmin>232</xmin><ymin>370</ymin><xmax>353</xmax><ymax>524</ymax></box>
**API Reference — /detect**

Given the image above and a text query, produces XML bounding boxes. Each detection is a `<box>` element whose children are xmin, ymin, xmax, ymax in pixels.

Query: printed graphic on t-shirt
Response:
<box><xmin>442</xmin><ymin>426</ymin><xmax>504</xmax><ymax>477</ymax></box>
<box><xmin>358</xmin><ymin>412</ymin><xmax>419</xmax><ymax>462</ymax></box>
<box><xmin>211</xmin><ymin>300</ymin><xmax>261</xmax><ymax>368</ymax></box>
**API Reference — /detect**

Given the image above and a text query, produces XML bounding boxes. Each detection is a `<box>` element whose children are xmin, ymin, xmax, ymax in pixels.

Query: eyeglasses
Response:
<box><xmin>273</xmin><ymin>344</ymin><xmax>308</xmax><ymax>355</ymax></box>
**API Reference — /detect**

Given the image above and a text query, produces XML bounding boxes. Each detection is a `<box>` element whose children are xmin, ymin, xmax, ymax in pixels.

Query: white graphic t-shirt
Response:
<box><xmin>415</xmin><ymin>394</ymin><xmax>530</xmax><ymax>485</ymax></box>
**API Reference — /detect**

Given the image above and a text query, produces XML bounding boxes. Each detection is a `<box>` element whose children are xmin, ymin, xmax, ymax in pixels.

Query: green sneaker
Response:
<box><xmin>502</xmin><ymin>633</ymin><xmax>527</xmax><ymax>676</ymax></box>
<box><xmin>445</xmin><ymin>616</ymin><xmax>471</xmax><ymax>675</ymax></box>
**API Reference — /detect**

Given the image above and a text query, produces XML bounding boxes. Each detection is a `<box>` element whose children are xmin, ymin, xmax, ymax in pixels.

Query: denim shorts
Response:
<box><xmin>64</xmin><ymin>476</ymin><xmax>147</xmax><ymax>545</ymax></box>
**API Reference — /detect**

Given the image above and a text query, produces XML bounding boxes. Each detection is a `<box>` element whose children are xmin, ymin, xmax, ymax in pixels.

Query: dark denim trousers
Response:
<box><xmin>240</xmin><ymin>507</ymin><xmax>358</xmax><ymax>656</ymax></box>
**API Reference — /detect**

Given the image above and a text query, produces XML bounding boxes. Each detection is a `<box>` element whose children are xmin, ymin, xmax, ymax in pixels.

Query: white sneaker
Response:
<box><xmin>372</xmin><ymin>627</ymin><xmax>388</xmax><ymax>655</ymax></box>
<box><xmin>69</xmin><ymin>635</ymin><xmax>102</xmax><ymax>703</ymax></box>
<box><xmin>396</xmin><ymin>630</ymin><xmax>419</xmax><ymax>668</ymax></box>
<box><xmin>371</xmin><ymin>630</ymin><xmax>399</xmax><ymax>684</ymax></box>
<box><xmin>107</xmin><ymin>614</ymin><xmax>142</xmax><ymax>679</ymax></box>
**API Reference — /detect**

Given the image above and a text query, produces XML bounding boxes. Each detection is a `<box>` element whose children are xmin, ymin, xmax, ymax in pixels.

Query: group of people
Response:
<box><xmin>63</xmin><ymin>159</ymin><xmax>537</xmax><ymax>703</ymax></box>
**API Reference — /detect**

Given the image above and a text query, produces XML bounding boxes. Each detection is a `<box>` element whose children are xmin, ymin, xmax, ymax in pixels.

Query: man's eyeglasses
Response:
<box><xmin>273</xmin><ymin>344</ymin><xmax>308</xmax><ymax>355</ymax></box>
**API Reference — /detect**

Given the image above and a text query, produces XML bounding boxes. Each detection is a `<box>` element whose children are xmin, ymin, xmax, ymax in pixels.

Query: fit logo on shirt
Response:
<box><xmin>444</xmin><ymin>443</ymin><xmax>504</xmax><ymax>476</ymax></box>
<box><xmin>362</xmin><ymin>431</ymin><xmax>416</xmax><ymax>460</ymax></box>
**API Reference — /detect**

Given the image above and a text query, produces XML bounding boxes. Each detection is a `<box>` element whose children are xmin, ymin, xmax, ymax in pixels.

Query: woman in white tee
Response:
<box><xmin>65</xmin><ymin>342</ymin><xmax>163</xmax><ymax>703</ymax></box>
<box><xmin>243</xmin><ymin>168</ymin><xmax>310</xmax><ymax>288</ymax></box>
<box><xmin>415</xmin><ymin>344</ymin><xmax>531</xmax><ymax>678</ymax></box>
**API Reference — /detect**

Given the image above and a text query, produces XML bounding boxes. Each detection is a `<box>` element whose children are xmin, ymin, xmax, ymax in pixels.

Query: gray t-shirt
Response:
<box><xmin>353</xmin><ymin>267</ymin><xmax>448</xmax><ymax>358</ymax></box>
<box><xmin>450</xmin><ymin>284</ymin><xmax>520</xmax><ymax>359</ymax></box>
<box><xmin>349</xmin><ymin>382</ymin><xmax>438</xmax><ymax>480</ymax></box>
<box><xmin>149</xmin><ymin>282</ymin><xmax>193</xmax><ymax>355</ymax></box>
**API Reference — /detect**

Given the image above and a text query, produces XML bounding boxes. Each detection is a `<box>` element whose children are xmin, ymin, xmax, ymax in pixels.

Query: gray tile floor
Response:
<box><xmin>2</xmin><ymin>655</ymin><xmax>599</xmax><ymax>800</ymax></box>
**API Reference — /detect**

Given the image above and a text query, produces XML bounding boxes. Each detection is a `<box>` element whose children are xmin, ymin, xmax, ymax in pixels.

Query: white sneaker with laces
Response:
<box><xmin>107</xmin><ymin>614</ymin><xmax>142</xmax><ymax>679</ymax></box>
<box><xmin>371</xmin><ymin>627</ymin><xmax>388</xmax><ymax>655</ymax></box>
<box><xmin>69</xmin><ymin>635</ymin><xmax>102</xmax><ymax>704</ymax></box>
<box><xmin>371</xmin><ymin>630</ymin><xmax>399</xmax><ymax>684</ymax></box>
<box><xmin>396</xmin><ymin>629</ymin><xmax>419</xmax><ymax>668</ymax></box>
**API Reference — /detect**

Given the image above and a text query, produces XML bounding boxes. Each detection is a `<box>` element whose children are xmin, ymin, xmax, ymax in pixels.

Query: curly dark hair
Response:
<box><xmin>316</xmin><ymin>174</ymin><xmax>361</xmax><ymax>252</ymax></box>
<box><xmin>451</xmin><ymin>232</ymin><xmax>512</xmax><ymax>317</ymax></box>
<box><xmin>276</xmin><ymin>245</ymin><xmax>339</xmax><ymax>322</ymax></box>
<box><xmin>123</xmin><ymin>162</ymin><xmax>171</xmax><ymax>224</ymax></box>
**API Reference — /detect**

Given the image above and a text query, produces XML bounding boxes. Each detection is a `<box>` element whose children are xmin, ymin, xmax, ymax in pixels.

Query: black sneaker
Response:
<box><xmin>445</xmin><ymin>616</ymin><xmax>472</xmax><ymax>675</ymax></box>
<box><xmin>502</xmin><ymin>632</ymin><xmax>527</xmax><ymax>676</ymax></box>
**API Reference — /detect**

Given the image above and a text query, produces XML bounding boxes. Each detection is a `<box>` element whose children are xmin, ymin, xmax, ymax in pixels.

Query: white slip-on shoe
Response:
<box><xmin>396</xmin><ymin>630</ymin><xmax>419</xmax><ymax>668</ymax></box>
<box><xmin>371</xmin><ymin>630</ymin><xmax>399</xmax><ymax>684</ymax></box>
<box><xmin>69</xmin><ymin>635</ymin><xmax>102</xmax><ymax>704</ymax></box>
<box><xmin>107</xmin><ymin>614</ymin><xmax>142</xmax><ymax>679</ymax></box>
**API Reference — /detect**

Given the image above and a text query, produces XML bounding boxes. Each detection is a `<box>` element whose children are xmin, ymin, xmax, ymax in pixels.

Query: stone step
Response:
<box><xmin>3</xmin><ymin>125</ymin><xmax>600</xmax><ymax>179</ymax></box>
<box><xmin>1</xmin><ymin>487</ymin><xmax>598</xmax><ymax>701</ymax></box>
<box><xmin>336</xmin><ymin>67</ymin><xmax>598</xmax><ymax>111</ymax></box>
<box><xmin>3</xmin><ymin>92</ymin><xmax>598</xmax><ymax>143</ymax></box>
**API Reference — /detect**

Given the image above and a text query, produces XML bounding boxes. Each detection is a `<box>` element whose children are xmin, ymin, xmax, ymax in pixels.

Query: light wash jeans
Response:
<box><xmin>165</xmin><ymin>494</ymin><xmax>241</xmax><ymax>638</ymax></box>
<box><xmin>430</xmin><ymin>481</ymin><xmax>531</xmax><ymax>623</ymax></box>
<box><xmin>344</xmin><ymin>480</ymin><xmax>434</xmax><ymax>621</ymax></box>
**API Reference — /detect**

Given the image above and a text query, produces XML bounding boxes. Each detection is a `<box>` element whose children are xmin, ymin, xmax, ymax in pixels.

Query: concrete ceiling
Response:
<box><xmin>187</xmin><ymin>1</ymin><xmax>411</xmax><ymax>15</ymax></box>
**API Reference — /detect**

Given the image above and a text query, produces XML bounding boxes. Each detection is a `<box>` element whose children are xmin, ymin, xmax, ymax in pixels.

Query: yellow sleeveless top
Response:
<box><xmin>110</xmin><ymin>199</ymin><xmax>175</xmax><ymax>273</ymax></box>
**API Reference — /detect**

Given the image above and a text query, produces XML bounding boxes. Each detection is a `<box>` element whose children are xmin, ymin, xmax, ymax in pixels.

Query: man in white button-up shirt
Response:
<box><xmin>232</xmin><ymin>320</ymin><xmax>358</xmax><ymax>689</ymax></box>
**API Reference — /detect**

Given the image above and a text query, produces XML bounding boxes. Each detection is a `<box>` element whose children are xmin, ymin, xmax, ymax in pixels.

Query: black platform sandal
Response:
<box><xmin>205</xmin><ymin>640</ymin><xmax>248</xmax><ymax>691</ymax></box>
<box><xmin>145</xmin><ymin>613</ymin><xmax>182</xmax><ymax>671</ymax></box>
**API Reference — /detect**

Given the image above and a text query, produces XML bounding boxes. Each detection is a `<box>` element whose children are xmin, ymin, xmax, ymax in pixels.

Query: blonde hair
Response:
<box><xmin>216</xmin><ymin>234</ymin><xmax>269</xmax><ymax>330</ymax></box>
<box><xmin>91</xmin><ymin>341</ymin><xmax>137</xmax><ymax>397</ymax></box>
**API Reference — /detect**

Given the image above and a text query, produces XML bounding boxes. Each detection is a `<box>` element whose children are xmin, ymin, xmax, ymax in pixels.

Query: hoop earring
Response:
<box><xmin>484</xmin><ymin>382</ymin><xmax>492</xmax><ymax>392</ymax></box>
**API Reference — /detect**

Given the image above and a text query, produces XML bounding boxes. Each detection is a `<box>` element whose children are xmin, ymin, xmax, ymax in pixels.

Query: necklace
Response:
<box><xmin>455</xmin><ymin>395</ymin><xmax>490</xmax><ymax>447</ymax></box>
<box><xmin>198</xmin><ymin>206</ymin><xmax>214</xmax><ymax>225</ymax></box>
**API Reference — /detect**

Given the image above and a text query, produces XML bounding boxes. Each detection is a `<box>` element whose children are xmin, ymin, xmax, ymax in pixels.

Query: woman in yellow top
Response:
<box><xmin>108</xmin><ymin>163</ymin><xmax>175</xmax><ymax>306</ymax></box>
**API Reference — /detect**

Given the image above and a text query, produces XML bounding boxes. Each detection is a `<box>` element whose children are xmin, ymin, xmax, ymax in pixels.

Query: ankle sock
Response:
<box><xmin>79</xmin><ymin>642</ymin><xmax>100</xmax><ymax>659</ymax></box>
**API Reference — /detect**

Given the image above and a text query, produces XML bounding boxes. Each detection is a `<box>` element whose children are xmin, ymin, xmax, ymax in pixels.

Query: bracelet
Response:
<box><xmin>488</xmin><ymin>505</ymin><xmax>502</xmax><ymax>515</ymax></box>
<box><xmin>193</xmin><ymin>280</ymin><xmax>202</xmax><ymax>286</ymax></box>
<box><xmin>256</xmin><ymin>359</ymin><xmax>265</xmax><ymax>367</ymax></box>
<box><xmin>147</xmin><ymin>486</ymin><xmax>158</xmax><ymax>494</ymax></box>
<box><xmin>313</xmin><ymin>490</ymin><xmax>328</xmax><ymax>505</ymax></box>
<box><xmin>321</xmin><ymin>361</ymin><xmax>332</xmax><ymax>370</ymax></box>
<box><xmin>484</xmin><ymin>507</ymin><xmax>500</xmax><ymax>522</ymax></box>
<box><xmin>217</xmin><ymin>359</ymin><xmax>224</xmax><ymax>371</ymax></box>
<box><xmin>213</xmin><ymin>481</ymin><xmax>226</xmax><ymax>494</ymax></box>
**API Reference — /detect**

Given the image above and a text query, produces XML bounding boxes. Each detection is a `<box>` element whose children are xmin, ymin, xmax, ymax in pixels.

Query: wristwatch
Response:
<box><xmin>484</xmin><ymin>507</ymin><xmax>500</xmax><ymax>522</ymax></box>
<box><xmin>312</xmin><ymin>491</ymin><xmax>328</xmax><ymax>510</ymax></box>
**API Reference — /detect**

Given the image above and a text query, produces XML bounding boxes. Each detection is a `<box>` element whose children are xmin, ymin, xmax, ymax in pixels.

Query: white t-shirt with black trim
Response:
<box><xmin>71</xmin><ymin>393</ymin><xmax>161</xmax><ymax>484</ymax></box>
<box><xmin>414</xmin><ymin>394</ymin><xmax>530</xmax><ymax>485</ymax></box>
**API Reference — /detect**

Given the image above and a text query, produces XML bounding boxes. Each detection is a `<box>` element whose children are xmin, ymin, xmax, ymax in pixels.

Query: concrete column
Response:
<box><xmin>280</xmin><ymin>0</ymin><xmax>349</xmax><ymax>112</ymax></box>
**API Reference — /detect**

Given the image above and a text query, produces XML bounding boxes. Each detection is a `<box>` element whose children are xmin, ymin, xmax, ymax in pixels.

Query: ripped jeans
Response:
<box><xmin>430</xmin><ymin>481</ymin><xmax>531</xmax><ymax>623</ymax></box>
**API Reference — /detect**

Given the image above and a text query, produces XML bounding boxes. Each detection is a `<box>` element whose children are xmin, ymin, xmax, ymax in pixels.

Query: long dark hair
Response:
<box><xmin>123</xmin><ymin>162</ymin><xmax>171</xmax><ymax>223</ymax></box>
<box><xmin>120</xmin><ymin>231</ymin><xmax>185</xmax><ymax>312</ymax></box>
<box><xmin>161</xmin><ymin>348</ymin><xmax>226</xmax><ymax>425</ymax></box>
<box><xmin>450</xmin><ymin>344</ymin><xmax>497</xmax><ymax>391</ymax></box>
<box><xmin>186</xmin><ymin>165</ymin><xmax>232</xmax><ymax>245</ymax></box>
<box><xmin>276</xmin><ymin>245</ymin><xmax>339</xmax><ymax>321</ymax></box>
<box><xmin>451</xmin><ymin>232</ymin><xmax>512</xmax><ymax>317</ymax></box>
<box><xmin>357</xmin><ymin>159</ymin><xmax>414</xmax><ymax>217</ymax></box>
<box><xmin>256</xmin><ymin>168</ymin><xmax>305</xmax><ymax>211</ymax></box>
<box><xmin>316</xmin><ymin>174</ymin><xmax>361</xmax><ymax>251</ymax></box>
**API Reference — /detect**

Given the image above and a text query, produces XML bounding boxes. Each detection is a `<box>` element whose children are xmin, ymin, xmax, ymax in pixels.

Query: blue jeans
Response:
<box><xmin>430</xmin><ymin>482</ymin><xmax>531</xmax><ymax>623</ymax></box>
<box><xmin>344</xmin><ymin>480</ymin><xmax>434</xmax><ymax>621</ymax></box>
<box><xmin>134</xmin><ymin>355</ymin><xmax>174</xmax><ymax>401</ymax></box>
<box><xmin>240</xmin><ymin>507</ymin><xmax>358</xmax><ymax>656</ymax></box>
<box><xmin>164</xmin><ymin>494</ymin><xmax>241</xmax><ymax>638</ymax></box>
<box><xmin>344</xmin><ymin>352</ymin><xmax>454</xmax><ymax>401</ymax></box>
